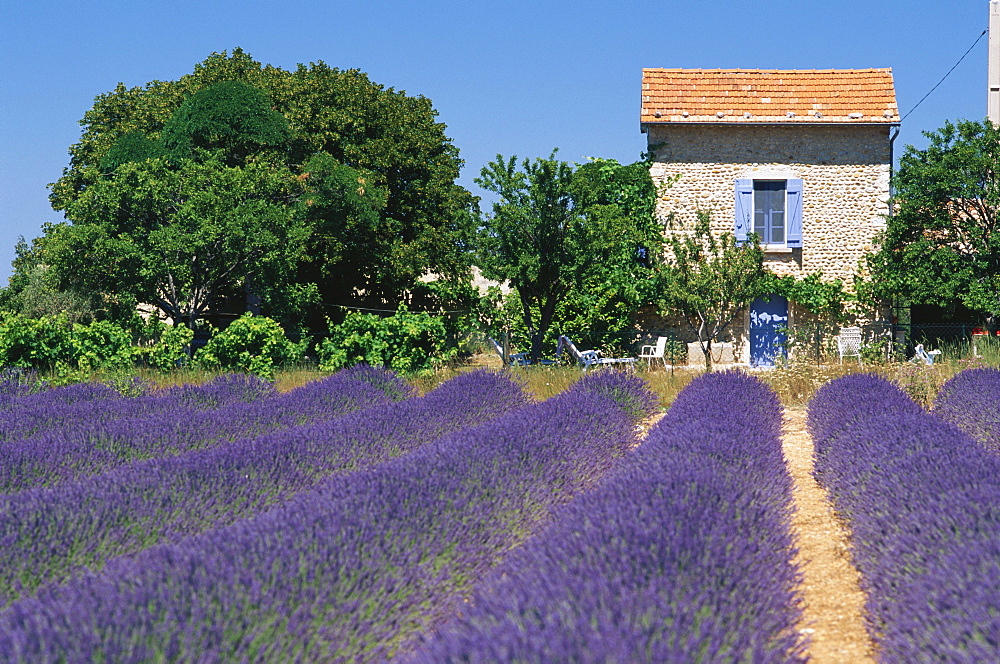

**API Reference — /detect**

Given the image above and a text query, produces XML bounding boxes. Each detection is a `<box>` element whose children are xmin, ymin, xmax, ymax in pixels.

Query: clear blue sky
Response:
<box><xmin>0</xmin><ymin>0</ymin><xmax>990</xmax><ymax>283</ymax></box>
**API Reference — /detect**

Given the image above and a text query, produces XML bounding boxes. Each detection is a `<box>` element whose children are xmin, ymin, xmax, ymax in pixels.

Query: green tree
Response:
<box><xmin>43</xmin><ymin>49</ymin><xmax>474</xmax><ymax>329</ymax></box>
<box><xmin>658</xmin><ymin>212</ymin><xmax>771</xmax><ymax>370</ymax></box>
<box><xmin>0</xmin><ymin>237</ymin><xmax>95</xmax><ymax>323</ymax></box>
<box><xmin>774</xmin><ymin>272</ymin><xmax>851</xmax><ymax>362</ymax></box>
<box><xmin>866</xmin><ymin>118</ymin><xmax>1000</xmax><ymax>329</ymax></box>
<box><xmin>52</xmin><ymin>157</ymin><xmax>308</xmax><ymax>328</ymax></box>
<box><xmin>160</xmin><ymin>80</ymin><xmax>290</xmax><ymax>166</ymax></box>
<box><xmin>474</xmin><ymin>153</ymin><xmax>660</xmax><ymax>362</ymax></box>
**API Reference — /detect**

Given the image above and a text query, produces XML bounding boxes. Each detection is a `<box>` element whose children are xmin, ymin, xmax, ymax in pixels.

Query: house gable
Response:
<box><xmin>642</xmin><ymin>68</ymin><xmax>899</xmax><ymax>285</ymax></box>
<box><xmin>642</xmin><ymin>68</ymin><xmax>900</xmax><ymax>364</ymax></box>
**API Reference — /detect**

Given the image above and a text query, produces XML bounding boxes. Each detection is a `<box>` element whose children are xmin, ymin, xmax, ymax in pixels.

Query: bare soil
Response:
<box><xmin>782</xmin><ymin>407</ymin><xmax>874</xmax><ymax>663</ymax></box>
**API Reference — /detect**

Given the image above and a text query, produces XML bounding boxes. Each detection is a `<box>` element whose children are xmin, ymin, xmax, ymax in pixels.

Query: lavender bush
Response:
<box><xmin>0</xmin><ymin>367</ymin><xmax>411</xmax><ymax>494</ymax></box>
<box><xmin>811</xmin><ymin>373</ymin><xmax>1000</xmax><ymax>661</ymax></box>
<box><xmin>806</xmin><ymin>372</ymin><xmax>924</xmax><ymax>455</ymax></box>
<box><xmin>0</xmin><ymin>373</ymin><xmax>274</xmax><ymax>445</ymax></box>
<box><xmin>0</xmin><ymin>370</ymin><xmax>527</xmax><ymax>605</ymax></box>
<box><xmin>934</xmin><ymin>367</ymin><xmax>1000</xmax><ymax>451</ymax></box>
<box><xmin>407</xmin><ymin>371</ymin><xmax>804</xmax><ymax>663</ymax></box>
<box><xmin>156</xmin><ymin>372</ymin><xmax>276</xmax><ymax>407</ymax></box>
<box><xmin>0</xmin><ymin>372</ymin><xmax>655</xmax><ymax>662</ymax></box>
<box><xmin>0</xmin><ymin>368</ymin><xmax>44</xmax><ymax>407</ymax></box>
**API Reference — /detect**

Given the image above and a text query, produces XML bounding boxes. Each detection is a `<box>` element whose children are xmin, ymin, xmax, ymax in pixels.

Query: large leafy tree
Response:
<box><xmin>36</xmin><ymin>48</ymin><xmax>473</xmax><ymax>329</ymax></box>
<box><xmin>52</xmin><ymin>157</ymin><xmax>306</xmax><ymax>328</ymax></box>
<box><xmin>866</xmin><ymin>119</ymin><xmax>1000</xmax><ymax>328</ymax></box>
<box><xmin>658</xmin><ymin>212</ymin><xmax>771</xmax><ymax>370</ymax></box>
<box><xmin>0</xmin><ymin>237</ymin><xmax>94</xmax><ymax>323</ymax></box>
<box><xmin>474</xmin><ymin>152</ymin><xmax>661</xmax><ymax>362</ymax></box>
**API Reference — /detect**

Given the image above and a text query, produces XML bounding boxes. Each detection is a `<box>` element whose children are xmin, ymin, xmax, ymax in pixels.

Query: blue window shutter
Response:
<box><xmin>786</xmin><ymin>178</ymin><xmax>803</xmax><ymax>247</ymax></box>
<box><xmin>734</xmin><ymin>179</ymin><xmax>753</xmax><ymax>245</ymax></box>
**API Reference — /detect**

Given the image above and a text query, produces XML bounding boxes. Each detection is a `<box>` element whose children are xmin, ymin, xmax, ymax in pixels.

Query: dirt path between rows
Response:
<box><xmin>782</xmin><ymin>407</ymin><xmax>875</xmax><ymax>663</ymax></box>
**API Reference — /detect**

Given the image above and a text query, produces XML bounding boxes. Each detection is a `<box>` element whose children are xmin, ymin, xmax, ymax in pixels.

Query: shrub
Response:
<box><xmin>141</xmin><ymin>321</ymin><xmax>194</xmax><ymax>370</ymax></box>
<box><xmin>318</xmin><ymin>306</ymin><xmax>457</xmax><ymax>373</ymax></box>
<box><xmin>810</xmin><ymin>374</ymin><xmax>1000</xmax><ymax>660</ymax></box>
<box><xmin>0</xmin><ymin>366</ymin><xmax>454</xmax><ymax>605</ymax></box>
<box><xmin>194</xmin><ymin>313</ymin><xmax>305</xmax><ymax>377</ymax></box>
<box><xmin>0</xmin><ymin>313</ymin><xmax>76</xmax><ymax>371</ymax></box>
<box><xmin>0</xmin><ymin>314</ymin><xmax>136</xmax><ymax>378</ymax></box>
<box><xmin>409</xmin><ymin>371</ymin><xmax>803</xmax><ymax>662</ymax></box>
<box><xmin>70</xmin><ymin>320</ymin><xmax>134</xmax><ymax>372</ymax></box>
<box><xmin>806</xmin><ymin>372</ymin><xmax>923</xmax><ymax>453</ymax></box>
<box><xmin>0</xmin><ymin>367</ymin><xmax>647</xmax><ymax>661</ymax></box>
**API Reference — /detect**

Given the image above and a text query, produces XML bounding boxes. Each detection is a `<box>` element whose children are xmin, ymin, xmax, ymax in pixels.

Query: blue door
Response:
<box><xmin>750</xmin><ymin>295</ymin><xmax>788</xmax><ymax>367</ymax></box>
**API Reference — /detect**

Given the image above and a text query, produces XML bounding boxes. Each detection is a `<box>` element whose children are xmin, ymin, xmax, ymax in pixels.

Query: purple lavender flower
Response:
<box><xmin>934</xmin><ymin>367</ymin><xmax>1000</xmax><ymax>451</ymax></box>
<box><xmin>0</xmin><ymin>370</ymin><xmax>652</xmax><ymax>662</ymax></box>
<box><xmin>810</xmin><ymin>372</ymin><xmax>1000</xmax><ymax>660</ymax></box>
<box><xmin>406</xmin><ymin>371</ymin><xmax>804</xmax><ymax>663</ymax></box>
<box><xmin>0</xmin><ymin>370</ymin><xmax>526</xmax><ymax>608</ymax></box>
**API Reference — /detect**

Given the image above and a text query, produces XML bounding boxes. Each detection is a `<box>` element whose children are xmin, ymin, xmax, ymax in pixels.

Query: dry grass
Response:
<box><xmin>133</xmin><ymin>367</ymin><xmax>225</xmax><ymax>391</ymax></box>
<box><xmin>67</xmin><ymin>351</ymin><xmax>998</xmax><ymax>408</ymax></box>
<box><xmin>760</xmin><ymin>364</ymin><xmax>874</xmax><ymax>407</ymax></box>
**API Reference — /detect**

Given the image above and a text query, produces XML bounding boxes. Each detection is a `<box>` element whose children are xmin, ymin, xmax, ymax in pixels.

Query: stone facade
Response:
<box><xmin>647</xmin><ymin>123</ymin><xmax>891</xmax><ymax>284</ymax></box>
<box><xmin>644</xmin><ymin>123</ymin><xmax>893</xmax><ymax>364</ymax></box>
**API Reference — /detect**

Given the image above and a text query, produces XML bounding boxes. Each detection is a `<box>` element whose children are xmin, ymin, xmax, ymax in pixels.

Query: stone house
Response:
<box><xmin>640</xmin><ymin>68</ymin><xmax>900</xmax><ymax>366</ymax></box>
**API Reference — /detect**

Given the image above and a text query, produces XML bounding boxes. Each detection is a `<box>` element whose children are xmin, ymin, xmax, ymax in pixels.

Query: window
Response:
<box><xmin>754</xmin><ymin>180</ymin><xmax>785</xmax><ymax>244</ymax></box>
<box><xmin>734</xmin><ymin>178</ymin><xmax>803</xmax><ymax>248</ymax></box>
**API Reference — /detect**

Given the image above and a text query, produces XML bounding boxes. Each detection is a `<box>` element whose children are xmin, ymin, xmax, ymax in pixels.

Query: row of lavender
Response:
<box><xmin>0</xmin><ymin>372</ymin><xmax>656</xmax><ymax>662</ymax></box>
<box><xmin>0</xmin><ymin>369</ymin><xmax>530</xmax><ymax>607</ymax></box>
<box><xmin>934</xmin><ymin>367</ymin><xmax>1000</xmax><ymax>451</ymax></box>
<box><xmin>0</xmin><ymin>368</ymin><xmax>422</xmax><ymax>494</ymax></box>
<box><xmin>406</xmin><ymin>372</ymin><xmax>804</xmax><ymax>662</ymax></box>
<box><xmin>809</xmin><ymin>371</ymin><xmax>1000</xmax><ymax>661</ymax></box>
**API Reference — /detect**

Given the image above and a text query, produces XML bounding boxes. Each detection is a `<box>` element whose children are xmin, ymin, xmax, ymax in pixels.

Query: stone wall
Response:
<box><xmin>647</xmin><ymin>123</ymin><xmax>892</xmax><ymax>284</ymax></box>
<box><xmin>644</xmin><ymin>123</ymin><xmax>892</xmax><ymax>363</ymax></box>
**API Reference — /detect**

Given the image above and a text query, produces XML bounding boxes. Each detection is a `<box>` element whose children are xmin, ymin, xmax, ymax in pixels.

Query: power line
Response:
<box><xmin>901</xmin><ymin>28</ymin><xmax>988</xmax><ymax>122</ymax></box>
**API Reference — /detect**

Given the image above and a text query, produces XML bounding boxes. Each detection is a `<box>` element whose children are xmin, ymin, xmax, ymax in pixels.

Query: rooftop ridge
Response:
<box><xmin>641</xmin><ymin>67</ymin><xmax>899</xmax><ymax>124</ymax></box>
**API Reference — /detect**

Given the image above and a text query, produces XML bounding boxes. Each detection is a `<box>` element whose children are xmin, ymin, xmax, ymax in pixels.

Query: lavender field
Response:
<box><xmin>811</xmin><ymin>368</ymin><xmax>1000</xmax><ymax>661</ymax></box>
<box><xmin>1</xmin><ymin>366</ymin><xmax>998</xmax><ymax>662</ymax></box>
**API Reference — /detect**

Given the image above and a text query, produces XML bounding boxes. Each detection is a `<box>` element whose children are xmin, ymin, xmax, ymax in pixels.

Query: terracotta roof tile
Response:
<box><xmin>640</xmin><ymin>68</ymin><xmax>898</xmax><ymax>124</ymax></box>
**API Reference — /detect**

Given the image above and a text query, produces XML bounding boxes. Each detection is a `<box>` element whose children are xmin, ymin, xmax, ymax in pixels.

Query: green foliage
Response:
<box><xmin>100</xmin><ymin>132</ymin><xmax>166</xmax><ymax>172</ymax></box>
<box><xmin>194</xmin><ymin>313</ymin><xmax>306</xmax><ymax>377</ymax></box>
<box><xmin>293</xmin><ymin>153</ymin><xmax>391</xmax><ymax>326</ymax></box>
<box><xmin>42</xmin><ymin>48</ymin><xmax>474</xmax><ymax>331</ymax></box>
<box><xmin>473</xmin><ymin>152</ymin><xmax>660</xmax><ymax>362</ymax></box>
<box><xmin>0</xmin><ymin>314</ymin><xmax>135</xmax><ymax>374</ymax></box>
<box><xmin>866</xmin><ymin>118</ymin><xmax>1000</xmax><ymax>325</ymax></box>
<box><xmin>658</xmin><ymin>211</ymin><xmax>771</xmax><ymax>370</ymax></box>
<box><xmin>0</xmin><ymin>313</ymin><xmax>77</xmax><ymax>371</ymax></box>
<box><xmin>141</xmin><ymin>321</ymin><xmax>195</xmax><ymax>370</ymax></box>
<box><xmin>70</xmin><ymin>320</ymin><xmax>134</xmax><ymax>372</ymax></box>
<box><xmin>773</xmin><ymin>272</ymin><xmax>852</xmax><ymax>362</ymax></box>
<box><xmin>317</xmin><ymin>306</ymin><xmax>457</xmax><ymax>374</ymax></box>
<box><xmin>406</xmin><ymin>278</ymin><xmax>483</xmax><ymax>351</ymax></box>
<box><xmin>160</xmin><ymin>80</ymin><xmax>290</xmax><ymax>166</ymax></box>
<box><xmin>484</xmin><ymin>286</ymin><xmax>638</xmax><ymax>359</ymax></box>
<box><xmin>0</xmin><ymin>237</ymin><xmax>96</xmax><ymax>323</ymax></box>
<box><xmin>51</xmin><ymin>156</ymin><xmax>308</xmax><ymax>328</ymax></box>
<box><xmin>773</xmin><ymin>272</ymin><xmax>850</xmax><ymax>320</ymax></box>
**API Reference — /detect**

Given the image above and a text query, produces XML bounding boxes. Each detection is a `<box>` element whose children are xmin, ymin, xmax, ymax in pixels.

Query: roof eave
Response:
<box><xmin>640</xmin><ymin>120</ymin><xmax>901</xmax><ymax>132</ymax></box>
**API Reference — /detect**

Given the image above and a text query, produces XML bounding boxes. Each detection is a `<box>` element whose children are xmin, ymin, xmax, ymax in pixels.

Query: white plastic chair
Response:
<box><xmin>836</xmin><ymin>327</ymin><xmax>863</xmax><ymax>364</ymax></box>
<box><xmin>556</xmin><ymin>335</ymin><xmax>637</xmax><ymax>370</ymax></box>
<box><xmin>639</xmin><ymin>336</ymin><xmax>669</xmax><ymax>369</ymax></box>
<box><xmin>911</xmin><ymin>343</ymin><xmax>942</xmax><ymax>365</ymax></box>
